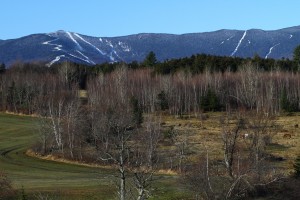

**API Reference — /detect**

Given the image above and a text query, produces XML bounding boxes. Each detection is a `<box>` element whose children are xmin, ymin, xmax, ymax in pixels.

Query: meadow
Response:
<box><xmin>1</xmin><ymin>111</ymin><xmax>299</xmax><ymax>199</ymax></box>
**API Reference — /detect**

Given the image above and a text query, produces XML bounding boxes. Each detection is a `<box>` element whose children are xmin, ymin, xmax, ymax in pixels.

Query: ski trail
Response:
<box><xmin>42</xmin><ymin>38</ymin><xmax>59</xmax><ymax>45</ymax></box>
<box><xmin>76</xmin><ymin>50</ymin><xmax>95</xmax><ymax>64</ymax></box>
<box><xmin>231</xmin><ymin>30</ymin><xmax>247</xmax><ymax>56</ymax></box>
<box><xmin>109</xmin><ymin>52</ymin><xmax>115</xmax><ymax>62</ymax></box>
<box><xmin>42</xmin><ymin>38</ymin><xmax>63</xmax><ymax>51</ymax></box>
<box><xmin>46</xmin><ymin>55</ymin><xmax>65</xmax><ymax>67</ymax></box>
<box><xmin>112</xmin><ymin>50</ymin><xmax>122</xmax><ymax>61</ymax></box>
<box><xmin>73</xmin><ymin>33</ymin><xmax>105</xmax><ymax>55</ymax></box>
<box><xmin>68</xmin><ymin>53</ymin><xmax>95</xmax><ymax>65</ymax></box>
<box><xmin>106</xmin><ymin>39</ymin><xmax>114</xmax><ymax>48</ymax></box>
<box><xmin>227</xmin><ymin>36</ymin><xmax>234</xmax><ymax>41</ymax></box>
<box><xmin>66</xmin><ymin>31</ymin><xmax>82</xmax><ymax>49</ymax></box>
<box><xmin>265</xmin><ymin>43</ymin><xmax>280</xmax><ymax>59</ymax></box>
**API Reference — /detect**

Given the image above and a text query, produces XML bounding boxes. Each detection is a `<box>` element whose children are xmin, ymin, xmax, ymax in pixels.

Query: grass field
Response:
<box><xmin>1</xmin><ymin>112</ymin><xmax>299</xmax><ymax>199</ymax></box>
<box><xmin>161</xmin><ymin>112</ymin><xmax>300</xmax><ymax>175</ymax></box>
<box><xmin>0</xmin><ymin>113</ymin><xmax>191</xmax><ymax>199</ymax></box>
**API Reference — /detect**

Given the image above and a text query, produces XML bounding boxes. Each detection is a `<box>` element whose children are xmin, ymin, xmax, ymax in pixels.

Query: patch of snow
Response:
<box><xmin>112</xmin><ymin>50</ymin><xmax>122</xmax><ymax>60</ymax></box>
<box><xmin>227</xmin><ymin>36</ymin><xmax>234</xmax><ymax>41</ymax></box>
<box><xmin>46</xmin><ymin>55</ymin><xmax>65</xmax><ymax>67</ymax></box>
<box><xmin>265</xmin><ymin>43</ymin><xmax>280</xmax><ymax>59</ymax></box>
<box><xmin>290</xmin><ymin>34</ymin><xmax>293</xmax><ymax>39</ymax></box>
<box><xmin>248</xmin><ymin>40</ymin><xmax>251</xmax><ymax>44</ymax></box>
<box><xmin>108</xmin><ymin>52</ymin><xmax>115</xmax><ymax>62</ymax></box>
<box><xmin>231</xmin><ymin>30</ymin><xmax>247</xmax><ymax>56</ymax></box>
<box><xmin>66</xmin><ymin>31</ymin><xmax>82</xmax><ymax>50</ymax></box>
<box><xmin>105</xmin><ymin>39</ymin><xmax>114</xmax><ymax>48</ymax></box>
<box><xmin>68</xmin><ymin>53</ymin><xmax>95</xmax><ymax>65</ymax></box>
<box><xmin>118</xmin><ymin>41</ymin><xmax>131</xmax><ymax>52</ymax></box>
<box><xmin>220</xmin><ymin>41</ymin><xmax>225</xmax><ymax>45</ymax></box>
<box><xmin>42</xmin><ymin>38</ymin><xmax>58</xmax><ymax>45</ymax></box>
<box><xmin>42</xmin><ymin>38</ymin><xmax>63</xmax><ymax>51</ymax></box>
<box><xmin>54</xmin><ymin>46</ymin><xmax>62</xmax><ymax>51</ymax></box>
<box><xmin>73</xmin><ymin>33</ymin><xmax>106</xmax><ymax>55</ymax></box>
<box><xmin>99</xmin><ymin>38</ymin><xmax>103</xmax><ymax>42</ymax></box>
<box><xmin>76</xmin><ymin>50</ymin><xmax>95</xmax><ymax>64</ymax></box>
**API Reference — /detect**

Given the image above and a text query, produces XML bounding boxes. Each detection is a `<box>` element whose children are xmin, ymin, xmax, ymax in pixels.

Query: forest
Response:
<box><xmin>1</xmin><ymin>48</ymin><xmax>300</xmax><ymax>199</ymax></box>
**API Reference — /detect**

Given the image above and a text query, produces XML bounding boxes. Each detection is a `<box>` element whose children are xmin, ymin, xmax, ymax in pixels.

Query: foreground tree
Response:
<box><xmin>293</xmin><ymin>45</ymin><xmax>300</xmax><ymax>71</ymax></box>
<box><xmin>98</xmin><ymin>101</ymin><xmax>136</xmax><ymax>200</ymax></box>
<box><xmin>220</xmin><ymin>114</ymin><xmax>244</xmax><ymax>178</ymax></box>
<box><xmin>143</xmin><ymin>51</ymin><xmax>157</xmax><ymax>67</ymax></box>
<box><xmin>184</xmin><ymin>111</ymin><xmax>282</xmax><ymax>199</ymax></box>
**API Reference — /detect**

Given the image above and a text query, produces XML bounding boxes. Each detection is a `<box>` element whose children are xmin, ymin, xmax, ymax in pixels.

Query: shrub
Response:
<box><xmin>0</xmin><ymin>171</ymin><xmax>16</xmax><ymax>199</ymax></box>
<box><xmin>294</xmin><ymin>155</ymin><xmax>300</xmax><ymax>178</ymax></box>
<box><xmin>200</xmin><ymin>88</ymin><xmax>222</xmax><ymax>112</ymax></box>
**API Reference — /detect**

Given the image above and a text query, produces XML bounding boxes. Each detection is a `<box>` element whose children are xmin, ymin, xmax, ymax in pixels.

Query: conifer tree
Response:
<box><xmin>0</xmin><ymin>63</ymin><xmax>5</xmax><ymax>74</ymax></box>
<box><xmin>143</xmin><ymin>51</ymin><xmax>157</xmax><ymax>67</ymax></box>
<box><xmin>130</xmin><ymin>96</ymin><xmax>143</xmax><ymax>126</ymax></box>
<box><xmin>157</xmin><ymin>90</ymin><xmax>169</xmax><ymax>111</ymax></box>
<box><xmin>293</xmin><ymin>45</ymin><xmax>300</xmax><ymax>71</ymax></box>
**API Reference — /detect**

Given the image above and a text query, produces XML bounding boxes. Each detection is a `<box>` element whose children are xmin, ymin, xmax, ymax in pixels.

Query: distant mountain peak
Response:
<box><xmin>1</xmin><ymin>26</ymin><xmax>300</xmax><ymax>66</ymax></box>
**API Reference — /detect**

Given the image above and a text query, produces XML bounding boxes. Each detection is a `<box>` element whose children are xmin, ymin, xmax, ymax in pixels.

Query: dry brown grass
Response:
<box><xmin>159</xmin><ymin>112</ymin><xmax>300</xmax><ymax>174</ymax></box>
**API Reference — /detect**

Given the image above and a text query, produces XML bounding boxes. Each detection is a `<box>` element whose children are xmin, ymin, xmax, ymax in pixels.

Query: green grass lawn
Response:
<box><xmin>0</xmin><ymin>113</ymin><xmax>188</xmax><ymax>199</ymax></box>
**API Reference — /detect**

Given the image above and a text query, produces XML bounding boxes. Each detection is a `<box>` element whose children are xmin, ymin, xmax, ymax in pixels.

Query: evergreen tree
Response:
<box><xmin>200</xmin><ymin>88</ymin><xmax>221</xmax><ymax>112</ymax></box>
<box><xmin>280</xmin><ymin>87</ymin><xmax>298</xmax><ymax>112</ymax></box>
<box><xmin>293</xmin><ymin>45</ymin><xmax>300</xmax><ymax>71</ymax></box>
<box><xmin>130</xmin><ymin>96</ymin><xmax>143</xmax><ymax>126</ymax></box>
<box><xmin>157</xmin><ymin>90</ymin><xmax>169</xmax><ymax>111</ymax></box>
<box><xmin>280</xmin><ymin>87</ymin><xmax>290</xmax><ymax>112</ymax></box>
<box><xmin>0</xmin><ymin>63</ymin><xmax>5</xmax><ymax>74</ymax></box>
<box><xmin>143</xmin><ymin>51</ymin><xmax>157</xmax><ymax>67</ymax></box>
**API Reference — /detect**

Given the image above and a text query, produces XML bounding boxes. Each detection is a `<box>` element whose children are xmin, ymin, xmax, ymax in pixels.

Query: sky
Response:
<box><xmin>1</xmin><ymin>0</ymin><xmax>300</xmax><ymax>40</ymax></box>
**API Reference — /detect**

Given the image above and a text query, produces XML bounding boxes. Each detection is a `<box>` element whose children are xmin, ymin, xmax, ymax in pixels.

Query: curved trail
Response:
<box><xmin>0</xmin><ymin>113</ymin><xmax>113</xmax><ymax>198</ymax></box>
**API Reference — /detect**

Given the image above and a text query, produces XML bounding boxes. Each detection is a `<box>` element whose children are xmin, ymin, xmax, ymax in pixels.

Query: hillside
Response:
<box><xmin>0</xmin><ymin>26</ymin><xmax>300</xmax><ymax>66</ymax></box>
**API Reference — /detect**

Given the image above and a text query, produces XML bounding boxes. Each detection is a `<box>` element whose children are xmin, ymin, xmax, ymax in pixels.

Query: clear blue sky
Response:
<box><xmin>1</xmin><ymin>0</ymin><xmax>299</xmax><ymax>39</ymax></box>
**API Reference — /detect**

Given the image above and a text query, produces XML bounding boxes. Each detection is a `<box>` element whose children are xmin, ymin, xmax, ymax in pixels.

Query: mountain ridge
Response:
<box><xmin>1</xmin><ymin>26</ymin><xmax>300</xmax><ymax>66</ymax></box>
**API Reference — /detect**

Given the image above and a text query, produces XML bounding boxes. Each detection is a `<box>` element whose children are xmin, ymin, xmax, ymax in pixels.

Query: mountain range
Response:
<box><xmin>1</xmin><ymin>26</ymin><xmax>300</xmax><ymax>66</ymax></box>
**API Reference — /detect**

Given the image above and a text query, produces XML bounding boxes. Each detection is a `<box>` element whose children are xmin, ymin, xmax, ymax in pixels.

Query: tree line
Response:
<box><xmin>1</xmin><ymin>61</ymin><xmax>300</xmax><ymax>116</ymax></box>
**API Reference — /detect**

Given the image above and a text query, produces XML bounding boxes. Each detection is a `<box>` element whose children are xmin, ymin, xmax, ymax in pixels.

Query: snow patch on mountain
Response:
<box><xmin>76</xmin><ymin>50</ymin><xmax>95</xmax><ymax>64</ymax></box>
<box><xmin>73</xmin><ymin>33</ymin><xmax>106</xmax><ymax>55</ymax></box>
<box><xmin>265</xmin><ymin>43</ymin><xmax>280</xmax><ymax>59</ymax></box>
<box><xmin>42</xmin><ymin>38</ymin><xmax>63</xmax><ymax>51</ymax></box>
<box><xmin>109</xmin><ymin>52</ymin><xmax>115</xmax><ymax>62</ymax></box>
<box><xmin>231</xmin><ymin>31</ymin><xmax>247</xmax><ymax>56</ymax></box>
<box><xmin>66</xmin><ymin>32</ymin><xmax>82</xmax><ymax>50</ymax></box>
<box><xmin>112</xmin><ymin>50</ymin><xmax>122</xmax><ymax>61</ymax></box>
<box><xmin>227</xmin><ymin>36</ymin><xmax>234</xmax><ymax>41</ymax></box>
<box><xmin>68</xmin><ymin>53</ymin><xmax>95</xmax><ymax>65</ymax></box>
<box><xmin>105</xmin><ymin>39</ymin><xmax>114</xmax><ymax>48</ymax></box>
<box><xmin>290</xmin><ymin>34</ymin><xmax>293</xmax><ymax>39</ymax></box>
<box><xmin>46</xmin><ymin>55</ymin><xmax>65</xmax><ymax>67</ymax></box>
<box><xmin>118</xmin><ymin>41</ymin><xmax>131</xmax><ymax>52</ymax></box>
